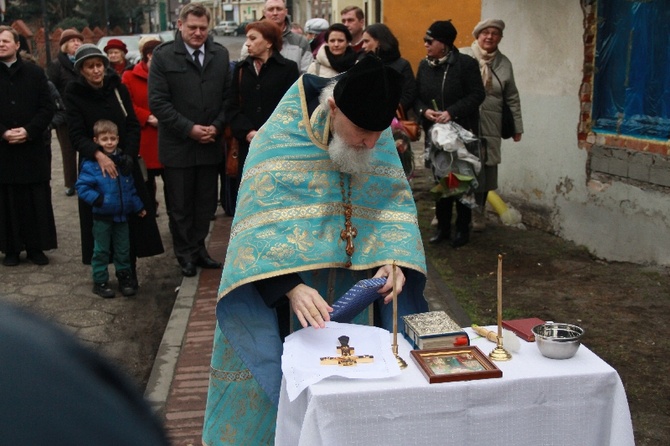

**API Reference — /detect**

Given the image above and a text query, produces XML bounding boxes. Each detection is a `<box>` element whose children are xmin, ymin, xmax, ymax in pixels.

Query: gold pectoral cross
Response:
<box><xmin>320</xmin><ymin>335</ymin><xmax>374</xmax><ymax>367</ymax></box>
<box><xmin>340</xmin><ymin>205</ymin><xmax>357</xmax><ymax>257</ymax></box>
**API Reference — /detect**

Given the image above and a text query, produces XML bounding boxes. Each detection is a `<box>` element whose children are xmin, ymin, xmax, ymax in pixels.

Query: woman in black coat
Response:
<box><xmin>65</xmin><ymin>44</ymin><xmax>163</xmax><ymax>290</ymax></box>
<box><xmin>361</xmin><ymin>23</ymin><xmax>417</xmax><ymax>114</ymax></box>
<box><xmin>225</xmin><ymin>20</ymin><xmax>300</xmax><ymax>215</ymax></box>
<box><xmin>47</xmin><ymin>29</ymin><xmax>84</xmax><ymax>197</ymax></box>
<box><xmin>414</xmin><ymin>21</ymin><xmax>485</xmax><ymax>248</ymax></box>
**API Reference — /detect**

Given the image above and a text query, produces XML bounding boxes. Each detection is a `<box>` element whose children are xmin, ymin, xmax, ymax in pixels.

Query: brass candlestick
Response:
<box><xmin>490</xmin><ymin>254</ymin><xmax>512</xmax><ymax>361</ymax></box>
<box><xmin>391</xmin><ymin>261</ymin><xmax>407</xmax><ymax>369</ymax></box>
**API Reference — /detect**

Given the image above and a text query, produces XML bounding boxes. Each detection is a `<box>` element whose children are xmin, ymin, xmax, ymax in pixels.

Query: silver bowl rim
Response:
<box><xmin>532</xmin><ymin>322</ymin><xmax>584</xmax><ymax>341</ymax></box>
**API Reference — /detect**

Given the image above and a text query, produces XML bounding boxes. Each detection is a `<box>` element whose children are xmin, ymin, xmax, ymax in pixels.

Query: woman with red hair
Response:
<box><xmin>224</xmin><ymin>20</ymin><xmax>300</xmax><ymax>215</ymax></box>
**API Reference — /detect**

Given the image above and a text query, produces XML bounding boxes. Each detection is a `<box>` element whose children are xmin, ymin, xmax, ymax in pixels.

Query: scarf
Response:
<box><xmin>426</xmin><ymin>52</ymin><xmax>450</xmax><ymax>68</ymax></box>
<box><xmin>324</xmin><ymin>46</ymin><xmax>358</xmax><ymax>73</ymax></box>
<box><xmin>471</xmin><ymin>41</ymin><xmax>497</xmax><ymax>91</ymax></box>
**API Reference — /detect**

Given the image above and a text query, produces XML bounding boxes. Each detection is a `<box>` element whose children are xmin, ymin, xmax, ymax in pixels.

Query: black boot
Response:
<box><xmin>451</xmin><ymin>231</ymin><xmax>470</xmax><ymax>248</ymax></box>
<box><xmin>93</xmin><ymin>282</ymin><xmax>115</xmax><ymax>298</ymax></box>
<box><xmin>431</xmin><ymin>198</ymin><xmax>453</xmax><ymax>244</ymax></box>
<box><xmin>451</xmin><ymin>201</ymin><xmax>471</xmax><ymax>248</ymax></box>
<box><xmin>117</xmin><ymin>269</ymin><xmax>137</xmax><ymax>297</ymax></box>
<box><xmin>429</xmin><ymin>228</ymin><xmax>450</xmax><ymax>244</ymax></box>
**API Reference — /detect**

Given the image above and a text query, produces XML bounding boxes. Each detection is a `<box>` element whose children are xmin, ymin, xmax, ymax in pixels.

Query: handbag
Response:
<box><xmin>491</xmin><ymin>69</ymin><xmax>515</xmax><ymax>139</ymax></box>
<box><xmin>224</xmin><ymin>126</ymin><xmax>239</xmax><ymax>178</ymax></box>
<box><xmin>137</xmin><ymin>157</ymin><xmax>148</xmax><ymax>182</ymax></box>
<box><xmin>114</xmin><ymin>88</ymin><xmax>148</xmax><ymax>181</ymax></box>
<box><xmin>396</xmin><ymin>106</ymin><xmax>421</xmax><ymax>142</ymax></box>
<box><xmin>224</xmin><ymin>67</ymin><xmax>243</xmax><ymax>178</ymax></box>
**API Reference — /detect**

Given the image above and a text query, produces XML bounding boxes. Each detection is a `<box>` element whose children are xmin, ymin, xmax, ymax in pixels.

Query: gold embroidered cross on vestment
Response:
<box><xmin>339</xmin><ymin>173</ymin><xmax>357</xmax><ymax>268</ymax></box>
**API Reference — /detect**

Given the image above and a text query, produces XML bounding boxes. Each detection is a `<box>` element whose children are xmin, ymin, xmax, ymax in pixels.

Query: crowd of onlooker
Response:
<box><xmin>0</xmin><ymin>1</ymin><xmax>524</xmax><ymax>442</ymax></box>
<box><xmin>1</xmin><ymin>0</ymin><xmax>523</xmax><ymax>285</ymax></box>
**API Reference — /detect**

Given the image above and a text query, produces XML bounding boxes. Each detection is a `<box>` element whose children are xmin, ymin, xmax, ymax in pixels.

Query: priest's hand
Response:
<box><xmin>374</xmin><ymin>265</ymin><xmax>406</xmax><ymax>304</ymax></box>
<box><xmin>286</xmin><ymin>284</ymin><xmax>333</xmax><ymax>329</ymax></box>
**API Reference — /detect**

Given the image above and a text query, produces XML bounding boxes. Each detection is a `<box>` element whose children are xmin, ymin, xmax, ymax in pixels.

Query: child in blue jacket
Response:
<box><xmin>76</xmin><ymin>120</ymin><xmax>146</xmax><ymax>298</ymax></box>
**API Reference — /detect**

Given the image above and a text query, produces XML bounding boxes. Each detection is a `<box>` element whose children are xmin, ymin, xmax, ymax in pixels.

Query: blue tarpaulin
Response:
<box><xmin>593</xmin><ymin>0</ymin><xmax>670</xmax><ymax>140</ymax></box>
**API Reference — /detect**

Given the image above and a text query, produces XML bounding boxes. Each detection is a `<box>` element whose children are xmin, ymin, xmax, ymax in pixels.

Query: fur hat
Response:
<box><xmin>333</xmin><ymin>54</ymin><xmax>403</xmax><ymax>132</ymax></box>
<box><xmin>141</xmin><ymin>39</ymin><xmax>161</xmax><ymax>62</ymax></box>
<box><xmin>472</xmin><ymin>19</ymin><xmax>505</xmax><ymax>38</ymax></box>
<box><xmin>103</xmin><ymin>38</ymin><xmax>128</xmax><ymax>54</ymax></box>
<box><xmin>425</xmin><ymin>20</ymin><xmax>457</xmax><ymax>47</ymax></box>
<box><xmin>74</xmin><ymin>43</ymin><xmax>109</xmax><ymax>71</ymax></box>
<box><xmin>139</xmin><ymin>35</ymin><xmax>160</xmax><ymax>53</ymax></box>
<box><xmin>59</xmin><ymin>28</ymin><xmax>84</xmax><ymax>46</ymax></box>
<box><xmin>305</xmin><ymin>18</ymin><xmax>329</xmax><ymax>34</ymax></box>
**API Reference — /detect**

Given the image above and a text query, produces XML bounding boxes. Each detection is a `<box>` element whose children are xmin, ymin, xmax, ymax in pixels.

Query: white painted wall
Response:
<box><xmin>482</xmin><ymin>0</ymin><xmax>670</xmax><ymax>265</ymax></box>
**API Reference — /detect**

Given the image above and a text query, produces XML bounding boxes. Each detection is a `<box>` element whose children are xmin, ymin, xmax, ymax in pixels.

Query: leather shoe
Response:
<box><xmin>429</xmin><ymin>229</ymin><xmax>450</xmax><ymax>244</ymax></box>
<box><xmin>196</xmin><ymin>256</ymin><xmax>223</xmax><ymax>269</ymax></box>
<box><xmin>451</xmin><ymin>232</ymin><xmax>470</xmax><ymax>248</ymax></box>
<box><xmin>180</xmin><ymin>262</ymin><xmax>197</xmax><ymax>277</ymax></box>
<box><xmin>3</xmin><ymin>252</ymin><xmax>20</xmax><ymax>266</ymax></box>
<box><xmin>27</xmin><ymin>250</ymin><xmax>49</xmax><ymax>265</ymax></box>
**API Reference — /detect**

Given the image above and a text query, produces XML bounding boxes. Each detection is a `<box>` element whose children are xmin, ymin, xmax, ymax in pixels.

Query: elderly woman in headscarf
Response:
<box><xmin>414</xmin><ymin>20</ymin><xmax>485</xmax><ymax>248</ymax></box>
<box><xmin>462</xmin><ymin>19</ymin><xmax>523</xmax><ymax>232</ymax></box>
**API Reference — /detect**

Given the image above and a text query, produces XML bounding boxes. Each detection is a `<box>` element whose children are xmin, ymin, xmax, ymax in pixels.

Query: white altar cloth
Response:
<box><xmin>275</xmin><ymin>327</ymin><xmax>634</xmax><ymax>446</ymax></box>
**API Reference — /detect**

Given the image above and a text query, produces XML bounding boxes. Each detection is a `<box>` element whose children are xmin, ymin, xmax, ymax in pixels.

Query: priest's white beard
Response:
<box><xmin>328</xmin><ymin>132</ymin><xmax>372</xmax><ymax>174</ymax></box>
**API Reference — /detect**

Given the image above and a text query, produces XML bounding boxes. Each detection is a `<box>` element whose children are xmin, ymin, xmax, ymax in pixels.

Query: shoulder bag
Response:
<box><xmin>396</xmin><ymin>105</ymin><xmax>421</xmax><ymax>142</ymax></box>
<box><xmin>491</xmin><ymin>69</ymin><xmax>515</xmax><ymax>140</ymax></box>
<box><xmin>114</xmin><ymin>88</ymin><xmax>148</xmax><ymax>181</ymax></box>
<box><xmin>223</xmin><ymin>68</ymin><xmax>243</xmax><ymax>178</ymax></box>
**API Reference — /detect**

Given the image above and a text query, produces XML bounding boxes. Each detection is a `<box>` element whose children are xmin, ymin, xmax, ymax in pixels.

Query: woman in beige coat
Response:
<box><xmin>463</xmin><ymin>19</ymin><xmax>523</xmax><ymax>231</ymax></box>
<box><xmin>307</xmin><ymin>23</ymin><xmax>357</xmax><ymax>78</ymax></box>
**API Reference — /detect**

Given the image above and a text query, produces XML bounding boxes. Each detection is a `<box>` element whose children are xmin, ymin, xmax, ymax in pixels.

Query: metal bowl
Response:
<box><xmin>532</xmin><ymin>323</ymin><xmax>584</xmax><ymax>359</ymax></box>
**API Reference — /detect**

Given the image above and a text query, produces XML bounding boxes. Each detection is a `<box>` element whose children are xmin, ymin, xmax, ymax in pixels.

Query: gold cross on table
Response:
<box><xmin>320</xmin><ymin>335</ymin><xmax>374</xmax><ymax>367</ymax></box>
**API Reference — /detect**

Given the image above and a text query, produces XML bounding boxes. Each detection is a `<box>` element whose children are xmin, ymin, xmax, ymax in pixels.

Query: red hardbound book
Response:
<box><xmin>502</xmin><ymin>318</ymin><xmax>545</xmax><ymax>342</ymax></box>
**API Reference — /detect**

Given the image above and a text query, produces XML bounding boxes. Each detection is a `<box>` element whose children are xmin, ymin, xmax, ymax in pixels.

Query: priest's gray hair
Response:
<box><xmin>318</xmin><ymin>80</ymin><xmax>338</xmax><ymax>110</ymax></box>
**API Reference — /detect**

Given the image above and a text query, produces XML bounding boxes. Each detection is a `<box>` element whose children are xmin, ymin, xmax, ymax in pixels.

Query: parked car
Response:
<box><xmin>235</xmin><ymin>22</ymin><xmax>251</xmax><ymax>36</ymax></box>
<box><xmin>158</xmin><ymin>30</ymin><xmax>175</xmax><ymax>42</ymax></box>
<box><xmin>213</xmin><ymin>21</ymin><xmax>238</xmax><ymax>36</ymax></box>
<box><xmin>96</xmin><ymin>33</ymin><xmax>166</xmax><ymax>65</ymax></box>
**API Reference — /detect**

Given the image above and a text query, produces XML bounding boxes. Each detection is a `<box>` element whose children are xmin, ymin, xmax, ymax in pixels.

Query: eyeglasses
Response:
<box><xmin>480</xmin><ymin>30</ymin><xmax>502</xmax><ymax>37</ymax></box>
<box><xmin>423</xmin><ymin>38</ymin><xmax>434</xmax><ymax>44</ymax></box>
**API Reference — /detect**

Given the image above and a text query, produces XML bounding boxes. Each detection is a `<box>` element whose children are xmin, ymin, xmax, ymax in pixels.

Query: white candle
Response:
<box><xmin>497</xmin><ymin>254</ymin><xmax>503</xmax><ymax>342</ymax></box>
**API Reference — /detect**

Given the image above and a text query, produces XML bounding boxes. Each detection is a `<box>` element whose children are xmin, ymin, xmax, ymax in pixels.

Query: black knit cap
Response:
<box><xmin>426</xmin><ymin>20</ymin><xmax>457</xmax><ymax>47</ymax></box>
<box><xmin>333</xmin><ymin>54</ymin><xmax>403</xmax><ymax>132</ymax></box>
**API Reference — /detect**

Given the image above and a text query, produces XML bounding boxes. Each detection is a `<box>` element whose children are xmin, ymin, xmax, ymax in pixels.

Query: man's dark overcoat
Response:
<box><xmin>149</xmin><ymin>33</ymin><xmax>232</xmax><ymax>168</ymax></box>
<box><xmin>0</xmin><ymin>56</ymin><xmax>55</xmax><ymax>184</ymax></box>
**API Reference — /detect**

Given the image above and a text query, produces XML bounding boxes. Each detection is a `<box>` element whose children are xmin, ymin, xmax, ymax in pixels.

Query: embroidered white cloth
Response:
<box><xmin>281</xmin><ymin>322</ymin><xmax>401</xmax><ymax>402</ymax></box>
<box><xmin>276</xmin><ymin>326</ymin><xmax>634</xmax><ymax>446</ymax></box>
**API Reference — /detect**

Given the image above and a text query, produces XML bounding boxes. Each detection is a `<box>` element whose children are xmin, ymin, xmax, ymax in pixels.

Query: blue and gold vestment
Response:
<box><xmin>203</xmin><ymin>74</ymin><xmax>428</xmax><ymax>445</ymax></box>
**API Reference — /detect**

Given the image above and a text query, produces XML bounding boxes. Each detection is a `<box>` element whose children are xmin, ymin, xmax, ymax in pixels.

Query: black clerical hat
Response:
<box><xmin>333</xmin><ymin>54</ymin><xmax>403</xmax><ymax>132</ymax></box>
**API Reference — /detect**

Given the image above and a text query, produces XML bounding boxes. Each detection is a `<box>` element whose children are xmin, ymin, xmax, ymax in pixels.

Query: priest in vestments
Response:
<box><xmin>203</xmin><ymin>55</ymin><xmax>429</xmax><ymax>445</ymax></box>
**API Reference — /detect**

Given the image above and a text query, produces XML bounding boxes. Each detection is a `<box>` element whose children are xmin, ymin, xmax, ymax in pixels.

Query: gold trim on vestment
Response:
<box><xmin>209</xmin><ymin>367</ymin><xmax>253</xmax><ymax>382</ymax></box>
